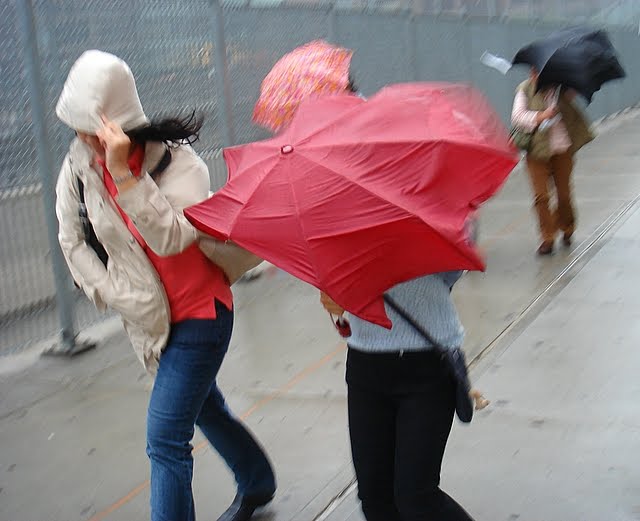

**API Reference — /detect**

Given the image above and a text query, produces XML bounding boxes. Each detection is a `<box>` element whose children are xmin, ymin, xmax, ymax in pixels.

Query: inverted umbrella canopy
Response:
<box><xmin>252</xmin><ymin>40</ymin><xmax>353</xmax><ymax>133</ymax></box>
<box><xmin>513</xmin><ymin>26</ymin><xmax>602</xmax><ymax>71</ymax></box>
<box><xmin>187</xmin><ymin>83</ymin><xmax>518</xmax><ymax>327</ymax></box>
<box><xmin>513</xmin><ymin>26</ymin><xmax>625</xmax><ymax>102</ymax></box>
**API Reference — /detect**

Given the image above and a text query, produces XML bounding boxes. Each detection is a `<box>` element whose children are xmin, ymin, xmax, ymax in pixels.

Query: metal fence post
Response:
<box><xmin>487</xmin><ymin>0</ymin><xmax>496</xmax><ymax>18</ymax></box>
<box><xmin>328</xmin><ymin>3</ymin><xmax>337</xmax><ymax>43</ymax></box>
<box><xmin>209</xmin><ymin>0</ymin><xmax>236</xmax><ymax>147</ymax></box>
<box><xmin>15</xmin><ymin>0</ymin><xmax>88</xmax><ymax>355</ymax></box>
<box><xmin>406</xmin><ymin>12</ymin><xmax>418</xmax><ymax>81</ymax></box>
<box><xmin>557</xmin><ymin>0</ymin><xmax>567</xmax><ymax>20</ymax></box>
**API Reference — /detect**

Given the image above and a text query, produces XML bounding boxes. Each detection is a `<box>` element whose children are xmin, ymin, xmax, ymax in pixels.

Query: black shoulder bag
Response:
<box><xmin>383</xmin><ymin>294</ymin><xmax>476</xmax><ymax>423</ymax></box>
<box><xmin>76</xmin><ymin>147</ymin><xmax>172</xmax><ymax>267</ymax></box>
<box><xmin>77</xmin><ymin>178</ymin><xmax>109</xmax><ymax>267</ymax></box>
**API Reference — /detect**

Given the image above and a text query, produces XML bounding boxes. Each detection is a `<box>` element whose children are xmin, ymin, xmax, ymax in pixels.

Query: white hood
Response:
<box><xmin>56</xmin><ymin>50</ymin><xmax>149</xmax><ymax>134</ymax></box>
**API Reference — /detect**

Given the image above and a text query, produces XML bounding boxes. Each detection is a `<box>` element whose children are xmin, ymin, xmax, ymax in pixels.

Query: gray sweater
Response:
<box><xmin>347</xmin><ymin>272</ymin><xmax>464</xmax><ymax>353</ymax></box>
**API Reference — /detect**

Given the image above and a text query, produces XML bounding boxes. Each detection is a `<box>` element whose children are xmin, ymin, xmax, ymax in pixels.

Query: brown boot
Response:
<box><xmin>537</xmin><ymin>241</ymin><xmax>554</xmax><ymax>256</ymax></box>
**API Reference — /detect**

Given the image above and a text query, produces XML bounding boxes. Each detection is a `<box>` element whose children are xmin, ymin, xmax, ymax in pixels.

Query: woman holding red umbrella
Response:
<box><xmin>246</xmin><ymin>43</ymin><xmax>490</xmax><ymax>521</ymax></box>
<box><xmin>191</xmin><ymin>43</ymin><xmax>510</xmax><ymax>521</ymax></box>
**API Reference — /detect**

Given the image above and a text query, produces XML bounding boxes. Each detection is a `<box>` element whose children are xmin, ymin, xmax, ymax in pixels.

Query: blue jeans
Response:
<box><xmin>147</xmin><ymin>305</ymin><xmax>276</xmax><ymax>521</ymax></box>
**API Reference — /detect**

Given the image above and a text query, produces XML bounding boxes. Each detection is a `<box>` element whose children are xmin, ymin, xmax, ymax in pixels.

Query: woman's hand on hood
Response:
<box><xmin>96</xmin><ymin>115</ymin><xmax>134</xmax><ymax>183</ymax></box>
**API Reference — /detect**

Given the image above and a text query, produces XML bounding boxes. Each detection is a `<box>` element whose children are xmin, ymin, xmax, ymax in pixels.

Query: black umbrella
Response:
<box><xmin>513</xmin><ymin>26</ymin><xmax>626</xmax><ymax>103</ymax></box>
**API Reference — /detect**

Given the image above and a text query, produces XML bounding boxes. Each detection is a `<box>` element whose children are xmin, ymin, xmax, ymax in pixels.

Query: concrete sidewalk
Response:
<box><xmin>1</xmin><ymin>108</ymin><xmax>640</xmax><ymax>521</ymax></box>
<box><xmin>324</xmin><ymin>179</ymin><xmax>640</xmax><ymax>521</ymax></box>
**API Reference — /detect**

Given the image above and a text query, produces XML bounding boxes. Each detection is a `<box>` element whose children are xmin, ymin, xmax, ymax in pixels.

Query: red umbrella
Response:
<box><xmin>186</xmin><ymin>83</ymin><xmax>518</xmax><ymax>327</ymax></box>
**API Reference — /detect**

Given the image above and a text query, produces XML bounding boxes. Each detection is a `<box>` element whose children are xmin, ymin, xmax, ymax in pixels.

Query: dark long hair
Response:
<box><xmin>347</xmin><ymin>74</ymin><xmax>358</xmax><ymax>93</ymax></box>
<box><xmin>126</xmin><ymin>110</ymin><xmax>203</xmax><ymax>146</ymax></box>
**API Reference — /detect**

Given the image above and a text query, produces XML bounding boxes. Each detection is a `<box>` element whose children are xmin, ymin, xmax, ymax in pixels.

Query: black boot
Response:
<box><xmin>217</xmin><ymin>493</ymin><xmax>274</xmax><ymax>521</ymax></box>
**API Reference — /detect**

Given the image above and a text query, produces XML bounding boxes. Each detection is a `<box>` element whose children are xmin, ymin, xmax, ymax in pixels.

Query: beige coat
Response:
<box><xmin>55</xmin><ymin>51</ymin><xmax>260</xmax><ymax>373</ymax></box>
<box><xmin>516</xmin><ymin>80</ymin><xmax>594</xmax><ymax>161</ymax></box>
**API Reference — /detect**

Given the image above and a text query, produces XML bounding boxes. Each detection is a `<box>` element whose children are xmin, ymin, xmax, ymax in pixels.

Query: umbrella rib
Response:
<box><xmin>300</xmin><ymin>137</ymin><xmax>515</xmax><ymax>160</ymax></box>
<box><xmin>283</xmin><ymin>152</ymin><xmax>436</xmax><ymax>290</ymax></box>
<box><xmin>283</xmin><ymin>157</ymin><xmax>443</xmax><ymax>304</ymax></box>
<box><xmin>292</xmin><ymin>100</ymin><xmax>364</xmax><ymax>143</ymax></box>
<box><xmin>284</xmin><ymin>157</ymin><xmax>324</xmax><ymax>283</ymax></box>
<box><xmin>296</xmin><ymin>140</ymin><xmax>509</xmax><ymax>216</ymax></box>
<box><xmin>294</xmin><ymin>150</ymin><xmax>422</xmax><ymax>232</ymax></box>
<box><xmin>223</xmin><ymin>154</ymin><xmax>282</xmax><ymax>237</ymax></box>
<box><xmin>292</xmin><ymin>151</ymin><xmax>480</xmax><ymax>268</ymax></box>
<box><xmin>225</xmin><ymin>147</ymin><xmax>280</xmax><ymax>181</ymax></box>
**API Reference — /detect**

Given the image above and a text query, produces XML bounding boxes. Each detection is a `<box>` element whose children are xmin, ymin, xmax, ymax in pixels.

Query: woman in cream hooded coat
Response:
<box><xmin>55</xmin><ymin>50</ymin><xmax>275</xmax><ymax>521</ymax></box>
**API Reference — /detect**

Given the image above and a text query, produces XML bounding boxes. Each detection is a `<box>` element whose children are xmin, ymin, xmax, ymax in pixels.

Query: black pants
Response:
<box><xmin>346</xmin><ymin>348</ymin><xmax>475</xmax><ymax>521</ymax></box>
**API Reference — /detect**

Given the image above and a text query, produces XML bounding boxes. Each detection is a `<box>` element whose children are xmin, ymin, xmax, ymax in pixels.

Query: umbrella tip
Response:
<box><xmin>281</xmin><ymin>145</ymin><xmax>294</xmax><ymax>155</ymax></box>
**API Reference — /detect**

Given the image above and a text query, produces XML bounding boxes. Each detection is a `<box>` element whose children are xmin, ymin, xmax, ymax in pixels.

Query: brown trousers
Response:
<box><xmin>525</xmin><ymin>151</ymin><xmax>575</xmax><ymax>243</ymax></box>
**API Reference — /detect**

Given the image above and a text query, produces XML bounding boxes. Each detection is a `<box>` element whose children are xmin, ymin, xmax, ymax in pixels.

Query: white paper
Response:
<box><xmin>480</xmin><ymin>51</ymin><xmax>512</xmax><ymax>75</ymax></box>
<box><xmin>539</xmin><ymin>114</ymin><xmax>561</xmax><ymax>131</ymax></box>
<box><xmin>539</xmin><ymin>87</ymin><xmax>563</xmax><ymax>131</ymax></box>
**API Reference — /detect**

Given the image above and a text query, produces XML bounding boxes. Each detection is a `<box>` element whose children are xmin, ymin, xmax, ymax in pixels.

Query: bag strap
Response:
<box><xmin>383</xmin><ymin>294</ymin><xmax>446</xmax><ymax>353</ymax></box>
<box><xmin>72</xmin><ymin>157</ymin><xmax>88</xmax><ymax>220</ymax></box>
<box><xmin>68</xmin><ymin>155</ymin><xmax>85</xmax><ymax>205</ymax></box>
<box><xmin>149</xmin><ymin>147</ymin><xmax>172</xmax><ymax>178</ymax></box>
<box><xmin>77</xmin><ymin>175</ymin><xmax>85</xmax><ymax>203</ymax></box>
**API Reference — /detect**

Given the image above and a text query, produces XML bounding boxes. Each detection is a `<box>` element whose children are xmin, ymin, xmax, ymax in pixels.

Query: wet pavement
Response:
<box><xmin>1</xmin><ymin>108</ymin><xmax>640</xmax><ymax>521</ymax></box>
<box><xmin>324</xmin><ymin>138</ymin><xmax>640</xmax><ymax>521</ymax></box>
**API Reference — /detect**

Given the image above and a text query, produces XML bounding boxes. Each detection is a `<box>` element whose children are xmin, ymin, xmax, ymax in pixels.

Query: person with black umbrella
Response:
<box><xmin>513</xmin><ymin>27</ymin><xmax>625</xmax><ymax>104</ymax></box>
<box><xmin>509</xmin><ymin>27</ymin><xmax>625</xmax><ymax>255</ymax></box>
<box><xmin>511</xmin><ymin>68</ymin><xmax>594</xmax><ymax>255</ymax></box>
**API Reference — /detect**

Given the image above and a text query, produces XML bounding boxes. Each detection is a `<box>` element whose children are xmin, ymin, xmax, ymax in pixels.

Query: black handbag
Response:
<box><xmin>383</xmin><ymin>294</ymin><xmax>475</xmax><ymax>423</ymax></box>
<box><xmin>75</xmin><ymin>147</ymin><xmax>172</xmax><ymax>268</ymax></box>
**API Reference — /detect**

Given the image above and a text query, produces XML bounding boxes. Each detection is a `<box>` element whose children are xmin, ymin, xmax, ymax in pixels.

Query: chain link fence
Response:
<box><xmin>1</xmin><ymin>0</ymin><xmax>639</xmax><ymax>356</ymax></box>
